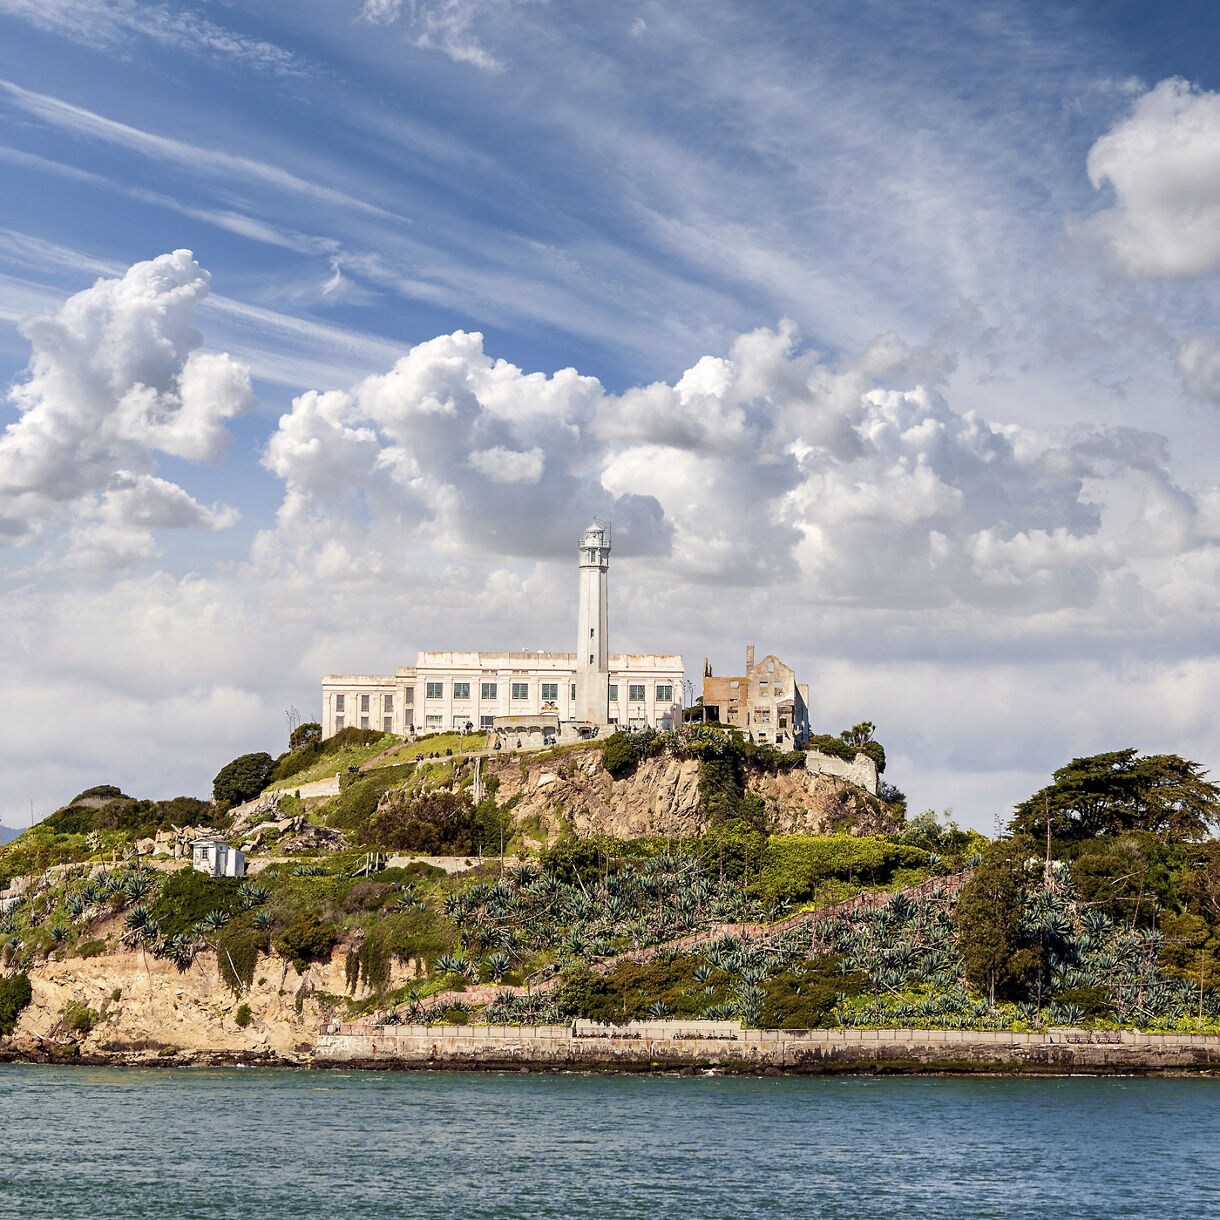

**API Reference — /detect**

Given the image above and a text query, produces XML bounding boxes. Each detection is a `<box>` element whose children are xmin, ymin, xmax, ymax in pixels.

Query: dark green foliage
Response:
<box><xmin>213</xmin><ymin>924</ymin><xmax>268</xmax><ymax>992</ymax></box>
<box><xmin>359</xmin><ymin>790</ymin><xmax>479</xmax><ymax>854</ymax></box>
<box><xmin>273</xmin><ymin>915</ymin><xmax>338</xmax><ymax>972</ymax></box>
<box><xmin>150</xmin><ymin>870</ymin><xmax>243</xmax><ymax>938</ymax></box>
<box><xmin>553</xmin><ymin>962</ymin><xmax>628</xmax><ymax>1023</ymax></box>
<box><xmin>234</xmin><ymin>1003</ymin><xmax>253</xmax><ymax>1028</ymax></box>
<box><xmin>806</xmin><ymin>725</ymin><xmax>887</xmax><ymax>775</ymax></box>
<box><xmin>77</xmin><ymin>940</ymin><xmax>107</xmax><ymax>959</ymax></box>
<box><xmin>0</xmin><ymin>973</ymin><xmax>32</xmax><ymax>1033</ymax></box>
<box><xmin>1012</xmin><ymin>749</ymin><xmax>1220</xmax><ymax>841</ymax></box>
<box><xmin>63</xmin><ymin>1000</ymin><xmax>100</xmax><ymax>1035</ymax></box>
<box><xmin>343</xmin><ymin>880</ymin><xmax>392</xmax><ymax>913</ymax></box>
<box><xmin>756</xmin><ymin>835</ymin><xmax>929</xmax><ymax>906</ymax></box>
<box><xmin>757</xmin><ymin>959</ymin><xmax>866</xmax><ymax>1028</ymax></box>
<box><xmin>290</xmin><ymin>723</ymin><xmax>323</xmax><ymax>749</ymax></box>
<box><xmin>212</xmin><ymin>752</ymin><xmax>275</xmax><ymax>807</ymax></box>
<box><xmin>276</xmin><ymin>726</ymin><xmax>385</xmax><ymax>784</ymax></box>
<box><xmin>699</xmin><ymin>754</ymin><xmax>746</xmax><ymax>822</ymax></box>
<box><xmin>539</xmin><ymin>837</ymin><xmax>661</xmax><ymax>887</ymax></box>
<box><xmin>953</xmin><ymin>835</ymin><xmax>1039</xmax><ymax>1005</ymax></box>
<box><xmin>806</xmin><ymin>735</ymin><xmax>858</xmax><ymax>763</ymax></box>
<box><xmin>43</xmin><ymin>795</ymin><xmax>214</xmax><ymax>840</ymax></box>
<box><xmin>345</xmin><ymin>910</ymin><xmax>451</xmax><ymax>992</ymax></box>
<box><xmin>1053</xmin><ymin>986</ymin><xmax>1114</xmax><ymax>1019</ymax></box>
<box><xmin>72</xmin><ymin>785</ymin><xmax>127</xmax><ymax>803</ymax></box>
<box><xmin>602</xmin><ymin>730</ymin><xmax>664</xmax><ymax>778</ymax></box>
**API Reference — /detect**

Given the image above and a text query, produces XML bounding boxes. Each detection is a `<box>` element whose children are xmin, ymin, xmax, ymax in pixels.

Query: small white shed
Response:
<box><xmin>190</xmin><ymin>838</ymin><xmax>246</xmax><ymax>879</ymax></box>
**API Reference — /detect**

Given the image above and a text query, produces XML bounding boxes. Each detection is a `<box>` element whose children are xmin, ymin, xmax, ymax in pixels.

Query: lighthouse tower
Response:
<box><xmin>574</xmin><ymin>520</ymin><xmax>610</xmax><ymax>725</ymax></box>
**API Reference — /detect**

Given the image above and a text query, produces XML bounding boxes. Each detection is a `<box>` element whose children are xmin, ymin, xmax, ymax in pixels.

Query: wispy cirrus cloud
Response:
<box><xmin>0</xmin><ymin>80</ymin><xmax>404</xmax><ymax>223</ymax></box>
<box><xmin>0</xmin><ymin>0</ymin><xmax>305</xmax><ymax>75</ymax></box>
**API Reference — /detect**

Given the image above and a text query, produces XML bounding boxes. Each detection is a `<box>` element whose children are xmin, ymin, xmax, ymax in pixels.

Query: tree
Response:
<box><xmin>838</xmin><ymin>722</ymin><xmax>886</xmax><ymax>774</ymax></box>
<box><xmin>290</xmin><ymin>722</ymin><xmax>322</xmax><ymax>749</ymax></box>
<box><xmin>953</xmin><ymin>835</ymin><xmax>1039</xmax><ymax>1006</ymax></box>
<box><xmin>212</xmin><ymin>752</ymin><xmax>275</xmax><ymax>807</ymax></box>
<box><xmin>1011</xmin><ymin>750</ymin><xmax>1220</xmax><ymax>842</ymax></box>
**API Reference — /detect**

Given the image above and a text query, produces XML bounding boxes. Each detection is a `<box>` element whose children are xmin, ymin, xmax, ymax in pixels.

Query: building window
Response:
<box><xmin>383</xmin><ymin>694</ymin><xmax>393</xmax><ymax>713</ymax></box>
<box><xmin>361</xmin><ymin>694</ymin><xmax>370</xmax><ymax>713</ymax></box>
<box><xmin>656</xmin><ymin>684</ymin><xmax>673</xmax><ymax>702</ymax></box>
<box><xmin>480</xmin><ymin>715</ymin><xmax>494</xmax><ymax>729</ymax></box>
<box><xmin>628</xmin><ymin>684</ymin><xmax>645</xmax><ymax>702</ymax></box>
<box><xmin>425</xmin><ymin>714</ymin><xmax>442</xmax><ymax>728</ymax></box>
<box><xmin>755</xmin><ymin>710</ymin><xmax>771</xmax><ymax>724</ymax></box>
<box><xmin>453</xmin><ymin>681</ymin><xmax>471</xmax><ymax>700</ymax></box>
<box><xmin>570</xmin><ymin>683</ymin><xmax>576</xmax><ymax>699</ymax></box>
<box><xmin>481</xmin><ymin>682</ymin><xmax>497</xmax><ymax>700</ymax></box>
<box><xmin>426</xmin><ymin>681</ymin><xmax>444</xmax><ymax>699</ymax></box>
<box><xmin>730</xmin><ymin>680</ymin><xmax>740</xmax><ymax>689</ymax></box>
<box><xmin>608</xmin><ymin>683</ymin><xmax>619</xmax><ymax>700</ymax></box>
<box><xmin>511</xmin><ymin>682</ymin><xmax>529</xmax><ymax>700</ymax></box>
<box><xmin>335</xmin><ymin>715</ymin><xmax>345</xmax><ymax>731</ymax></box>
<box><xmin>335</xmin><ymin>694</ymin><xmax>345</xmax><ymax>713</ymax></box>
<box><xmin>383</xmin><ymin>715</ymin><xmax>392</xmax><ymax>732</ymax></box>
<box><xmin>541</xmin><ymin>682</ymin><xmax>558</xmax><ymax>701</ymax></box>
<box><xmin>453</xmin><ymin>716</ymin><xmax>468</xmax><ymax>730</ymax></box>
<box><xmin>405</xmin><ymin>688</ymin><xmax>413</xmax><ymax>704</ymax></box>
<box><xmin>360</xmin><ymin>716</ymin><xmax>369</xmax><ymax>729</ymax></box>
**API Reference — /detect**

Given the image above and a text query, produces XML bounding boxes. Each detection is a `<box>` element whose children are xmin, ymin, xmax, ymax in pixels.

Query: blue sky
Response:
<box><xmin>1</xmin><ymin>0</ymin><xmax>1220</xmax><ymax>832</ymax></box>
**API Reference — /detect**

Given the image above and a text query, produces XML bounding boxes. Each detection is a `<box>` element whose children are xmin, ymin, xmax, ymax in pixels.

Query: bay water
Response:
<box><xmin>0</xmin><ymin>1064</ymin><xmax>1215</xmax><ymax>1217</ymax></box>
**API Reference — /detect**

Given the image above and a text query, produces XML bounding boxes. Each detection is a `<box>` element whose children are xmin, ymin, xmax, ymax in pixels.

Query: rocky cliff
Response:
<box><xmin>481</xmin><ymin>747</ymin><xmax>896</xmax><ymax>847</ymax></box>
<box><xmin>5</xmin><ymin>935</ymin><xmax>417</xmax><ymax>1065</ymax></box>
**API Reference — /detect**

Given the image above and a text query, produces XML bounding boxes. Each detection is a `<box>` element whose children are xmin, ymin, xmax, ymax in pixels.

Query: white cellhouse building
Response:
<box><xmin>321</xmin><ymin>523</ymin><xmax>685</xmax><ymax>741</ymax></box>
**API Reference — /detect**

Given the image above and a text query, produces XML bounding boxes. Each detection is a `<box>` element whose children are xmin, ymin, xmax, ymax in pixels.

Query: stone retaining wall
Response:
<box><xmin>315</xmin><ymin>1020</ymin><xmax>1220</xmax><ymax>1074</ymax></box>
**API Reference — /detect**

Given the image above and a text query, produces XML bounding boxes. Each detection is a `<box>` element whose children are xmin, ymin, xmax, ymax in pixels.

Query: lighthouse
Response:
<box><xmin>573</xmin><ymin>520</ymin><xmax>610</xmax><ymax>725</ymax></box>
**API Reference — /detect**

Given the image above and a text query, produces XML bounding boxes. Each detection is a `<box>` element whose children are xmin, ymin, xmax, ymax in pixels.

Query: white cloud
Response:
<box><xmin>360</xmin><ymin>0</ymin><xmax>403</xmax><ymax>24</ymax></box>
<box><xmin>0</xmin><ymin>250</ymin><xmax>252</xmax><ymax>549</ymax></box>
<box><xmin>468</xmin><ymin>445</ymin><xmax>545</xmax><ymax>483</ymax></box>
<box><xmin>1178</xmin><ymin>335</ymin><xmax>1220</xmax><ymax>403</ymax></box>
<box><xmin>0</xmin><ymin>80</ymin><xmax>401</xmax><ymax>222</ymax></box>
<box><xmin>1085</xmin><ymin>78</ymin><xmax>1220</xmax><ymax>278</ymax></box>
<box><xmin>0</xmin><ymin>0</ymin><xmax>304</xmax><ymax>74</ymax></box>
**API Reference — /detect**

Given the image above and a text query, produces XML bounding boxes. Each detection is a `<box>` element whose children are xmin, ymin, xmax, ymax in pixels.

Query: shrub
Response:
<box><xmin>72</xmin><ymin>785</ymin><xmax>127</xmax><ymax>803</ymax></box>
<box><xmin>212</xmin><ymin>752</ymin><xmax>275</xmax><ymax>807</ymax></box>
<box><xmin>77</xmin><ymin>940</ymin><xmax>107</xmax><ymax>959</ymax></box>
<box><xmin>0</xmin><ymin>973</ymin><xmax>32</xmax><ymax>1034</ymax></box>
<box><xmin>214</xmin><ymin>925</ymin><xmax>268</xmax><ymax>993</ymax></box>
<box><xmin>359</xmin><ymin>791</ymin><xmax>479</xmax><ymax>854</ymax></box>
<box><xmin>64</xmin><ymin>1000</ymin><xmax>100</xmax><ymax>1035</ymax></box>
<box><xmin>290</xmin><ymin>723</ymin><xmax>323</xmax><ymax>750</ymax></box>
<box><xmin>756</xmin><ymin>960</ymin><xmax>865</xmax><ymax>1029</ymax></box>
<box><xmin>234</xmin><ymin>1003</ymin><xmax>253</xmax><ymax>1028</ymax></box>
<box><xmin>756</xmin><ymin>835</ymin><xmax>929</xmax><ymax>905</ymax></box>
<box><xmin>151</xmin><ymin>870</ymin><xmax>243</xmax><ymax>939</ymax></box>
<box><xmin>553</xmin><ymin>963</ymin><xmax>627</xmax><ymax>1023</ymax></box>
<box><xmin>274</xmin><ymin>915</ymin><xmax>338</xmax><ymax>973</ymax></box>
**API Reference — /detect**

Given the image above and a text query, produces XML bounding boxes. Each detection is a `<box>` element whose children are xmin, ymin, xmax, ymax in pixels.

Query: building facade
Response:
<box><xmin>701</xmin><ymin>644</ymin><xmax>810</xmax><ymax>751</ymax></box>
<box><xmin>321</xmin><ymin>522</ymin><xmax>685</xmax><ymax>741</ymax></box>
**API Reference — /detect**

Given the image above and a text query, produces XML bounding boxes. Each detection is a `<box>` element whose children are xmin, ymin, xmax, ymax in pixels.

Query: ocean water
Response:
<box><xmin>0</xmin><ymin>1066</ymin><xmax>1216</xmax><ymax>1218</ymax></box>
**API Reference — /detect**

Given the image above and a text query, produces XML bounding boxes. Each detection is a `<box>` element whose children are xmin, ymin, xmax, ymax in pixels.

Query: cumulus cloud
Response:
<box><xmin>1085</xmin><ymin>78</ymin><xmax>1220</xmax><ymax>278</ymax></box>
<box><xmin>0</xmin><ymin>250</ymin><xmax>253</xmax><ymax>551</ymax></box>
<box><xmin>257</xmin><ymin>321</ymin><xmax>1220</xmax><ymax>618</ymax></box>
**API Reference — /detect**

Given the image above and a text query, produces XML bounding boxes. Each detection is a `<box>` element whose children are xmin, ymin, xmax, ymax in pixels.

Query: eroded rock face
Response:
<box><xmin>9</xmin><ymin>939</ymin><xmax>418</xmax><ymax>1062</ymax></box>
<box><xmin>482</xmin><ymin>748</ymin><xmax>896</xmax><ymax>845</ymax></box>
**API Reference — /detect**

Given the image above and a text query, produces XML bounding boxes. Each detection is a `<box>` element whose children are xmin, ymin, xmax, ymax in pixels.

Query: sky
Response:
<box><xmin>1</xmin><ymin>0</ymin><xmax>1220</xmax><ymax>834</ymax></box>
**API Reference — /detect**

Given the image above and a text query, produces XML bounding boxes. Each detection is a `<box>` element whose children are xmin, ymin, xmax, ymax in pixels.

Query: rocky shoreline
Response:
<box><xmin>6</xmin><ymin>1021</ymin><xmax>1220</xmax><ymax>1077</ymax></box>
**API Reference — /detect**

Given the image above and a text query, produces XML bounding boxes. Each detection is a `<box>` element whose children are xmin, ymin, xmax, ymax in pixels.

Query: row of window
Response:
<box><xmin>333</xmin><ymin>693</ymin><xmax>395</xmax><ymax>714</ymax></box>
<box><xmin>420</xmin><ymin>681</ymin><xmax>675</xmax><ymax>702</ymax></box>
<box><xmin>333</xmin><ymin>715</ymin><xmax>395</xmax><ymax>733</ymax></box>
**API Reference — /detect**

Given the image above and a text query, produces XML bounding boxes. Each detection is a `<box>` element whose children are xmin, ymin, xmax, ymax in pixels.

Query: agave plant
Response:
<box><xmin>158</xmin><ymin>933</ymin><xmax>198</xmax><ymax>969</ymax></box>
<box><xmin>485</xmin><ymin>951</ymin><xmax>512</xmax><ymax>982</ymax></box>
<box><xmin>122</xmin><ymin>870</ymin><xmax>157</xmax><ymax>903</ymax></box>
<box><xmin>65</xmin><ymin>895</ymin><xmax>86</xmax><ymax>919</ymax></box>
<box><xmin>645</xmin><ymin>1000</ymin><xmax>672</xmax><ymax>1019</ymax></box>
<box><xmin>293</xmin><ymin>864</ymin><xmax>326</xmax><ymax>877</ymax></box>
<box><xmin>252</xmin><ymin>909</ymin><xmax>273</xmax><ymax>931</ymax></box>
<box><xmin>237</xmin><ymin>882</ymin><xmax>268</xmax><ymax>909</ymax></box>
<box><xmin>125</xmin><ymin>904</ymin><xmax>151</xmax><ymax>930</ymax></box>
<box><xmin>199</xmin><ymin>909</ymin><xmax>230</xmax><ymax>933</ymax></box>
<box><xmin>50</xmin><ymin>924</ymin><xmax>68</xmax><ymax>942</ymax></box>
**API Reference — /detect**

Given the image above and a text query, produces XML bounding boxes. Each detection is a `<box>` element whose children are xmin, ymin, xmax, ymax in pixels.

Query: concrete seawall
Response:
<box><xmin>316</xmin><ymin>1020</ymin><xmax>1220</xmax><ymax>1075</ymax></box>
